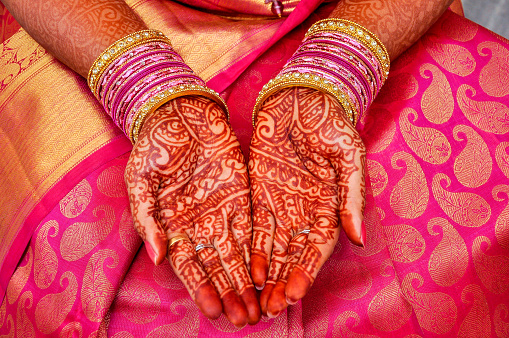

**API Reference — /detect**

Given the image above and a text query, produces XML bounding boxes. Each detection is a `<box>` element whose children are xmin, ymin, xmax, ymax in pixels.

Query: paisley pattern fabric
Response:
<box><xmin>1</xmin><ymin>4</ymin><xmax>509</xmax><ymax>338</ymax></box>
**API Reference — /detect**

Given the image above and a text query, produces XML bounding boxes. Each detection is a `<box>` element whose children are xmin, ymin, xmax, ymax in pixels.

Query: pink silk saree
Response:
<box><xmin>1</xmin><ymin>0</ymin><xmax>509</xmax><ymax>336</ymax></box>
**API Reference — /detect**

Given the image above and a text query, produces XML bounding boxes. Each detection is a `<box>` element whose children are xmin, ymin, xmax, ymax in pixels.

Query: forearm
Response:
<box><xmin>1</xmin><ymin>0</ymin><xmax>146</xmax><ymax>77</ymax></box>
<box><xmin>329</xmin><ymin>0</ymin><xmax>454</xmax><ymax>60</ymax></box>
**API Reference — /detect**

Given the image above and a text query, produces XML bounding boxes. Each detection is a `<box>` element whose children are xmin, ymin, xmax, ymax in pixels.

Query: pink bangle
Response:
<box><xmin>253</xmin><ymin>19</ymin><xmax>389</xmax><ymax>127</ymax></box>
<box><xmin>87</xmin><ymin>29</ymin><xmax>228</xmax><ymax>144</ymax></box>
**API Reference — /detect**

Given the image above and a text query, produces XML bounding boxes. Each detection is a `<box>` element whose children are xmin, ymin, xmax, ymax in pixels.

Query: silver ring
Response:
<box><xmin>296</xmin><ymin>229</ymin><xmax>310</xmax><ymax>236</ymax></box>
<box><xmin>195</xmin><ymin>243</ymin><xmax>214</xmax><ymax>252</ymax></box>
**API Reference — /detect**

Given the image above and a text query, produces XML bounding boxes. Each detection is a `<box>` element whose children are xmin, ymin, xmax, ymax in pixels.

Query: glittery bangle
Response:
<box><xmin>88</xmin><ymin>30</ymin><xmax>229</xmax><ymax>144</ymax></box>
<box><xmin>88</xmin><ymin>30</ymin><xmax>171</xmax><ymax>95</ymax></box>
<box><xmin>253</xmin><ymin>18</ymin><xmax>389</xmax><ymax>127</ymax></box>
<box><xmin>306</xmin><ymin>19</ymin><xmax>390</xmax><ymax>80</ymax></box>
<box><xmin>253</xmin><ymin>71</ymin><xmax>356</xmax><ymax>126</ymax></box>
<box><xmin>130</xmin><ymin>84</ymin><xmax>227</xmax><ymax>143</ymax></box>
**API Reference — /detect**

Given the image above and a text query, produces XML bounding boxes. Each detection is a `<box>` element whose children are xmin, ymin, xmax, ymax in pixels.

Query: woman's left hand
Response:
<box><xmin>249</xmin><ymin>87</ymin><xmax>366</xmax><ymax>317</ymax></box>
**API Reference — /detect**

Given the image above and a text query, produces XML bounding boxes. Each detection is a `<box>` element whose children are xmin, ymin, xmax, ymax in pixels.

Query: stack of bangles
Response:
<box><xmin>87</xmin><ymin>29</ymin><xmax>228</xmax><ymax>144</ymax></box>
<box><xmin>253</xmin><ymin>19</ymin><xmax>390</xmax><ymax>127</ymax></box>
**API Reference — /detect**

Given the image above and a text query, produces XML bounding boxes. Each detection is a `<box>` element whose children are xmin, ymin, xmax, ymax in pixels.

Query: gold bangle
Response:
<box><xmin>252</xmin><ymin>71</ymin><xmax>357</xmax><ymax>127</ymax></box>
<box><xmin>168</xmin><ymin>234</ymin><xmax>189</xmax><ymax>249</ymax></box>
<box><xmin>306</xmin><ymin>19</ymin><xmax>390</xmax><ymax>81</ymax></box>
<box><xmin>130</xmin><ymin>84</ymin><xmax>229</xmax><ymax>144</ymax></box>
<box><xmin>87</xmin><ymin>30</ymin><xmax>171</xmax><ymax>96</ymax></box>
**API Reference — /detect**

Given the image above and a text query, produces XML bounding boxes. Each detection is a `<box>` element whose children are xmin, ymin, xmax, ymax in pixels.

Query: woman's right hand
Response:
<box><xmin>125</xmin><ymin>96</ymin><xmax>261</xmax><ymax>327</ymax></box>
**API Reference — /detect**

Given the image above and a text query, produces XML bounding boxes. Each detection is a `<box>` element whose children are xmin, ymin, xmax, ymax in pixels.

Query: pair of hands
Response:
<box><xmin>125</xmin><ymin>87</ymin><xmax>366</xmax><ymax>327</ymax></box>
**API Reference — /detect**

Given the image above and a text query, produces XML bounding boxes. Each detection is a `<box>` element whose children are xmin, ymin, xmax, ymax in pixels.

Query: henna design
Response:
<box><xmin>3</xmin><ymin>0</ymin><xmax>146</xmax><ymax>76</ymax></box>
<box><xmin>329</xmin><ymin>0</ymin><xmax>454</xmax><ymax>59</ymax></box>
<box><xmin>125</xmin><ymin>96</ymin><xmax>259</xmax><ymax>326</ymax></box>
<box><xmin>249</xmin><ymin>87</ymin><xmax>366</xmax><ymax>316</ymax></box>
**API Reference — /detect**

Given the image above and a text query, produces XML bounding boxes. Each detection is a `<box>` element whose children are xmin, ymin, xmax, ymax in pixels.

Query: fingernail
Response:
<box><xmin>267</xmin><ymin>310</ymin><xmax>280</xmax><ymax>318</ymax></box>
<box><xmin>360</xmin><ymin>221</ymin><xmax>366</xmax><ymax>248</ymax></box>
<box><xmin>255</xmin><ymin>283</ymin><xmax>265</xmax><ymax>291</ymax></box>
<box><xmin>286</xmin><ymin>297</ymin><xmax>298</xmax><ymax>305</ymax></box>
<box><xmin>144</xmin><ymin>241</ymin><xmax>157</xmax><ymax>265</ymax></box>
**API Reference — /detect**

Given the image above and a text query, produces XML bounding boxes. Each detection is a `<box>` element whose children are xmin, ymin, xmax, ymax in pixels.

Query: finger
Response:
<box><xmin>332</xmin><ymin>130</ymin><xmax>367</xmax><ymax>247</ymax></box>
<box><xmin>266</xmin><ymin>232</ymin><xmax>307</xmax><ymax>317</ymax></box>
<box><xmin>215</xmin><ymin>230</ymin><xmax>261</xmax><ymax>325</ymax></box>
<box><xmin>229</xmin><ymin>194</ymin><xmax>252</xmax><ymax>267</ymax></box>
<box><xmin>167</xmin><ymin>234</ymin><xmax>222</xmax><ymax>320</ymax></box>
<box><xmin>285</xmin><ymin>216</ymin><xmax>340</xmax><ymax>304</ymax></box>
<box><xmin>197</xmin><ymin>245</ymin><xmax>248</xmax><ymax>327</ymax></box>
<box><xmin>250</xmin><ymin>204</ymin><xmax>276</xmax><ymax>289</ymax></box>
<box><xmin>259</xmin><ymin>225</ymin><xmax>291</xmax><ymax>316</ymax></box>
<box><xmin>125</xmin><ymin>169</ymin><xmax>167</xmax><ymax>266</ymax></box>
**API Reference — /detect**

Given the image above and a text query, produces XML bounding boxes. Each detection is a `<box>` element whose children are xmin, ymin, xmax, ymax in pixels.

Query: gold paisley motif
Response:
<box><xmin>384</xmin><ymin>223</ymin><xmax>425</xmax><ymax>263</ymax></box>
<box><xmin>301</xmin><ymin>289</ymin><xmax>329</xmax><ymax>338</ymax></box>
<box><xmin>35</xmin><ymin>271</ymin><xmax>78</xmax><ymax>334</ymax></box>
<box><xmin>441</xmin><ymin>14</ymin><xmax>478</xmax><ymax>42</ymax></box>
<box><xmin>59</xmin><ymin>322</ymin><xmax>83</xmax><ymax>338</ymax></box>
<box><xmin>244</xmin><ymin>311</ymin><xmax>288</xmax><ymax>338</ymax></box>
<box><xmin>368</xmin><ymin>261</ymin><xmax>412</xmax><ymax>332</ymax></box>
<box><xmin>332</xmin><ymin>311</ymin><xmax>379</xmax><ymax>337</ymax></box>
<box><xmin>362</xmin><ymin>107</ymin><xmax>396</xmax><ymax>154</ymax></box>
<box><xmin>111</xmin><ymin>332</ymin><xmax>134</xmax><ymax>338</ymax></box>
<box><xmin>401</xmin><ymin>272</ymin><xmax>457</xmax><ymax>335</ymax></box>
<box><xmin>34</xmin><ymin>220</ymin><xmax>59</xmax><ymax>289</ymax></box>
<box><xmin>209</xmin><ymin>314</ymin><xmax>242</xmax><ymax>333</ymax></box>
<box><xmin>494</xmin><ymin>303</ymin><xmax>509</xmax><ymax>338</ymax></box>
<box><xmin>0</xmin><ymin>315</ymin><xmax>13</xmax><ymax>338</ymax></box>
<box><xmin>420</xmin><ymin>63</ymin><xmax>453</xmax><ymax>124</ymax></box>
<box><xmin>472</xmin><ymin>236</ymin><xmax>509</xmax><ymax>294</ymax></box>
<box><xmin>390</xmin><ymin>152</ymin><xmax>429</xmax><ymax>218</ymax></box>
<box><xmin>458</xmin><ymin>284</ymin><xmax>491</xmax><ymax>338</ymax></box>
<box><xmin>366</xmin><ymin>160</ymin><xmax>387</xmax><ymax>197</ymax></box>
<box><xmin>60</xmin><ymin>205</ymin><xmax>115</xmax><ymax>261</ymax></box>
<box><xmin>494</xmin><ymin>185</ymin><xmax>509</xmax><ymax>250</ymax></box>
<box><xmin>478</xmin><ymin>41</ymin><xmax>509</xmax><ymax>97</ymax></box>
<box><xmin>377</xmin><ymin>72</ymin><xmax>419</xmax><ymax>104</ymax></box>
<box><xmin>59</xmin><ymin>179</ymin><xmax>92</xmax><ymax>218</ymax></box>
<box><xmin>153</xmin><ymin>260</ymin><xmax>185</xmax><ymax>290</ymax></box>
<box><xmin>453</xmin><ymin>124</ymin><xmax>492</xmax><ymax>188</ymax></box>
<box><xmin>6</xmin><ymin>247</ymin><xmax>32</xmax><ymax>304</ymax></box>
<box><xmin>422</xmin><ymin>34</ymin><xmax>476</xmax><ymax>76</ymax></box>
<box><xmin>16</xmin><ymin>291</ymin><xmax>34</xmax><ymax>338</ymax></box>
<box><xmin>146</xmin><ymin>298</ymin><xmax>199</xmax><ymax>338</ymax></box>
<box><xmin>0</xmin><ymin>298</ymin><xmax>5</xmax><ymax>328</ymax></box>
<box><xmin>457</xmin><ymin>84</ymin><xmax>509</xmax><ymax>134</ymax></box>
<box><xmin>317</xmin><ymin>259</ymin><xmax>372</xmax><ymax>300</ymax></box>
<box><xmin>97</xmin><ymin>166</ymin><xmax>127</xmax><ymax>198</ymax></box>
<box><xmin>116</xmin><ymin>276</ymin><xmax>161</xmax><ymax>324</ymax></box>
<box><xmin>376</xmin><ymin>207</ymin><xmax>385</xmax><ymax>221</ymax></box>
<box><xmin>432</xmin><ymin>173</ymin><xmax>491</xmax><ymax>227</ymax></box>
<box><xmin>399</xmin><ymin>108</ymin><xmax>451</xmax><ymax>164</ymax></box>
<box><xmin>119</xmin><ymin>208</ymin><xmax>142</xmax><ymax>253</ymax></box>
<box><xmin>427</xmin><ymin>217</ymin><xmax>468</xmax><ymax>287</ymax></box>
<box><xmin>82</xmin><ymin>249</ymin><xmax>119</xmax><ymax>322</ymax></box>
<box><xmin>350</xmin><ymin>204</ymin><xmax>385</xmax><ymax>257</ymax></box>
<box><xmin>496</xmin><ymin>142</ymin><xmax>509</xmax><ymax>179</ymax></box>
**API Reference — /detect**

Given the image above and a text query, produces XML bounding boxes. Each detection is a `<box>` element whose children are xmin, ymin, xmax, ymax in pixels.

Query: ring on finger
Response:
<box><xmin>168</xmin><ymin>234</ymin><xmax>189</xmax><ymax>249</ymax></box>
<box><xmin>195</xmin><ymin>243</ymin><xmax>214</xmax><ymax>252</ymax></box>
<box><xmin>295</xmin><ymin>229</ymin><xmax>310</xmax><ymax>236</ymax></box>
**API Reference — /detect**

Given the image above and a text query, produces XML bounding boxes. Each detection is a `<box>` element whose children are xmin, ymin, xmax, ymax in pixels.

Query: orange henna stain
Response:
<box><xmin>195</xmin><ymin>282</ymin><xmax>222</xmax><ymax>320</ymax></box>
<box><xmin>250</xmin><ymin>253</ymin><xmax>269</xmax><ymax>288</ymax></box>
<box><xmin>285</xmin><ymin>267</ymin><xmax>312</xmax><ymax>304</ymax></box>
<box><xmin>340</xmin><ymin>211</ymin><xmax>364</xmax><ymax>247</ymax></box>
<box><xmin>222</xmin><ymin>290</ymin><xmax>248</xmax><ymax>328</ymax></box>
<box><xmin>259</xmin><ymin>283</ymin><xmax>274</xmax><ymax>316</ymax></box>
<box><xmin>267</xmin><ymin>281</ymin><xmax>288</xmax><ymax>318</ymax></box>
<box><xmin>240</xmin><ymin>286</ymin><xmax>262</xmax><ymax>325</ymax></box>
